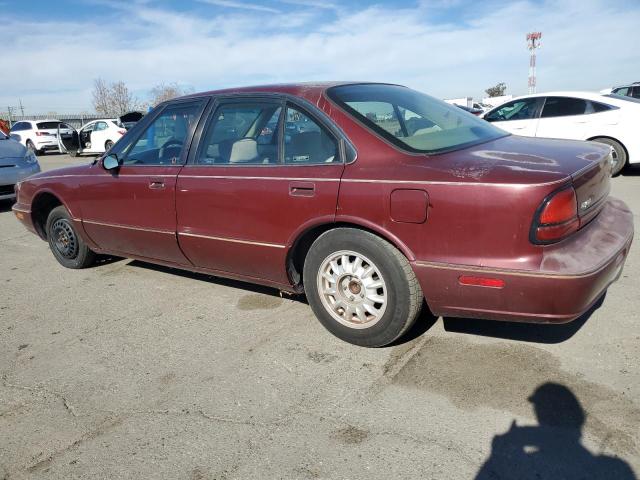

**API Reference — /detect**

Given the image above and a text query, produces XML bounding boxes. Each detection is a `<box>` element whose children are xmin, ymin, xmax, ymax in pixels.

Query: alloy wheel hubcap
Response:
<box><xmin>52</xmin><ymin>219</ymin><xmax>78</xmax><ymax>259</ymax></box>
<box><xmin>317</xmin><ymin>250</ymin><xmax>387</xmax><ymax>329</ymax></box>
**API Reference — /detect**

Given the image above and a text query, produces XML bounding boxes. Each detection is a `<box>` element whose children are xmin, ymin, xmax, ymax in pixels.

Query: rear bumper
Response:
<box><xmin>414</xmin><ymin>197</ymin><xmax>633</xmax><ymax>323</ymax></box>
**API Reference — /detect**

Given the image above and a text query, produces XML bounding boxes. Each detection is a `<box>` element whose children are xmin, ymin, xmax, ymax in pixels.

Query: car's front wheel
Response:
<box><xmin>105</xmin><ymin>140</ymin><xmax>114</xmax><ymax>151</ymax></box>
<box><xmin>303</xmin><ymin>228</ymin><xmax>423</xmax><ymax>347</ymax></box>
<box><xmin>46</xmin><ymin>206</ymin><xmax>96</xmax><ymax>269</ymax></box>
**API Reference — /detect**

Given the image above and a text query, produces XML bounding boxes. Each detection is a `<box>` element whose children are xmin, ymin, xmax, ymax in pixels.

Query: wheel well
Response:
<box><xmin>31</xmin><ymin>192</ymin><xmax>63</xmax><ymax>239</ymax></box>
<box><xmin>286</xmin><ymin>222</ymin><xmax>411</xmax><ymax>289</ymax></box>
<box><xmin>587</xmin><ymin>136</ymin><xmax>629</xmax><ymax>162</ymax></box>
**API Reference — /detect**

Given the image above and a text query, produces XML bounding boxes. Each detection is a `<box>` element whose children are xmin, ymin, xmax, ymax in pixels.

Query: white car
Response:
<box><xmin>70</xmin><ymin>119</ymin><xmax>127</xmax><ymax>156</ymax></box>
<box><xmin>9</xmin><ymin>119</ymin><xmax>74</xmax><ymax>155</ymax></box>
<box><xmin>483</xmin><ymin>92</ymin><xmax>640</xmax><ymax>175</ymax></box>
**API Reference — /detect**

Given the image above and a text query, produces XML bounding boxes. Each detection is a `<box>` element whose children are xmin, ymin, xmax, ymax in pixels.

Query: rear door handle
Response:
<box><xmin>289</xmin><ymin>181</ymin><xmax>315</xmax><ymax>197</ymax></box>
<box><xmin>149</xmin><ymin>178</ymin><xmax>165</xmax><ymax>189</ymax></box>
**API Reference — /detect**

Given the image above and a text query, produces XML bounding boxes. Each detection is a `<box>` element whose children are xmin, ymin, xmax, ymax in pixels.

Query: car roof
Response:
<box><xmin>179</xmin><ymin>81</ymin><xmax>401</xmax><ymax>103</ymax></box>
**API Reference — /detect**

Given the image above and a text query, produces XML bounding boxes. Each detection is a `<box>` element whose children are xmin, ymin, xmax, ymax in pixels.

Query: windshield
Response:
<box><xmin>327</xmin><ymin>84</ymin><xmax>506</xmax><ymax>154</ymax></box>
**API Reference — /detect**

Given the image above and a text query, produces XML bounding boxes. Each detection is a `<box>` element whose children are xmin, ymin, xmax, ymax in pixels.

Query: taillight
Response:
<box><xmin>118</xmin><ymin>130</ymin><xmax>126</xmax><ymax>135</ymax></box>
<box><xmin>531</xmin><ymin>186</ymin><xmax>579</xmax><ymax>244</ymax></box>
<box><xmin>35</xmin><ymin>131</ymin><xmax>50</xmax><ymax>136</ymax></box>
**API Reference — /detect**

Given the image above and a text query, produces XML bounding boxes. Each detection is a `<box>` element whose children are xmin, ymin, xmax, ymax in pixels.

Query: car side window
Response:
<box><xmin>122</xmin><ymin>101</ymin><xmax>203</xmax><ymax>166</ymax></box>
<box><xmin>11</xmin><ymin>122</ymin><xmax>26</xmax><ymax>131</ymax></box>
<box><xmin>284</xmin><ymin>106</ymin><xmax>338</xmax><ymax>164</ymax></box>
<box><xmin>196</xmin><ymin>102</ymin><xmax>282</xmax><ymax>165</ymax></box>
<box><xmin>591</xmin><ymin>101</ymin><xmax>613</xmax><ymax>113</ymax></box>
<box><xmin>540</xmin><ymin>97</ymin><xmax>588</xmax><ymax>118</ymax></box>
<box><xmin>485</xmin><ymin>99</ymin><xmax>538</xmax><ymax>122</ymax></box>
<box><xmin>94</xmin><ymin>121</ymin><xmax>108</xmax><ymax>131</ymax></box>
<box><xmin>613</xmin><ymin>87</ymin><xmax>629</xmax><ymax>96</ymax></box>
<box><xmin>632</xmin><ymin>86</ymin><xmax>640</xmax><ymax>99</ymax></box>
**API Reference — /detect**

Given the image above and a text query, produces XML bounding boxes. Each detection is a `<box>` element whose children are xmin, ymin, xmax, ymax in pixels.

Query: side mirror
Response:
<box><xmin>102</xmin><ymin>154</ymin><xmax>120</xmax><ymax>171</ymax></box>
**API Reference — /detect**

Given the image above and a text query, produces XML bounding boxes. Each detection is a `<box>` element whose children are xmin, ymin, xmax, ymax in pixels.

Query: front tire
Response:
<box><xmin>105</xmin><ymin>140</ymin><xmax>114</xmax><ymax>151</ymax></box>
<box><xmin>303</xmin><ymin>228</ymin><xmax>423</xmax><ymax>347</ymax></box>
<box><xmin>46</xmin><ymin>206</ymin><xmax>95</xmax><ymax>269</ymax></box>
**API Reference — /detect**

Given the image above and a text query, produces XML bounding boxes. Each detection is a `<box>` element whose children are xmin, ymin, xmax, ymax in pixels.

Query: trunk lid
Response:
<box><xmin>571</xmin><ymin>146</ymin><xmax>612</xmax><ymax>227</ymax></box>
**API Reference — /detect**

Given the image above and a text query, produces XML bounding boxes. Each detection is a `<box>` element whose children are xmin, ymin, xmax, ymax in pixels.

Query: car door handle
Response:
<box><xmin>289</xmin><ymin>181</ymin><xmax>315</xmax><ymax>197</ymax></box>
<box><xmin>149</xmin><ymin>179</ymin><xmax>165</xmax><ymax>189</ymax></box>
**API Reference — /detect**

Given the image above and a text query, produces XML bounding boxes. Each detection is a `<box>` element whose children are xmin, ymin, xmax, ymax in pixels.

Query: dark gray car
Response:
<box><xmin>0</xmin><ymin>131</ymin><xmax>40</xmax><ymax>201</ymax></box>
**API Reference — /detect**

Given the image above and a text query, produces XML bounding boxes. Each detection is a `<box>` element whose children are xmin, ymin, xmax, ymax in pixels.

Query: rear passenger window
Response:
<box><xmin>540</xmin><ymin>97</ymin><xmax>588</xmax><ymax>118</ymax></box>
<box><xmin>197</xmin><ymin>102</ymin><xmax>282</xmax><ymax>165</ymax></box>
<box><xmin>591</xmin><ymin>102</ymin><xmax>612</xmax><ymax>113</ymax></box>
<box><xmin>284</xmin><ymin>106</ymin><xmax>338</xmax><ymax>164</ymax></box>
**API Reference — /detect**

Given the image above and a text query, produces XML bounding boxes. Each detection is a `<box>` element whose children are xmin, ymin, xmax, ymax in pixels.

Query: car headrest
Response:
<box><xmin>228</xmin><ymin>138</ymin><xmax>258</xmax><ymax>163</ymax></box>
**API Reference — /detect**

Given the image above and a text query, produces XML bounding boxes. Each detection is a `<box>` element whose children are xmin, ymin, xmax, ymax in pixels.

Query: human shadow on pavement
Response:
<box><xmin>441</xmin><ymin>294</ymin><xmax>605</xmax><ymax>344</ymax></box>
<box><xmin>475</xmin><ymin>382</ymin><xmax>637</xmax><ymax>480</ymax></box>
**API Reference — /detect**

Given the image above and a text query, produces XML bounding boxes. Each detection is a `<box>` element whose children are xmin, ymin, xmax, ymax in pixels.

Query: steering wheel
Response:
<box><xmin>159</xmin><ymin>138</ymin><xmax>183</xmax><ymax>163</ymax></box>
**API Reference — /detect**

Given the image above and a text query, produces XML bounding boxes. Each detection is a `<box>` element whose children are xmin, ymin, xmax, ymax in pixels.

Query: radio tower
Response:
<box><xmin>527</xmin><ymin>32</ymin><xmax>542</xmax><ymax>94</ymax></box>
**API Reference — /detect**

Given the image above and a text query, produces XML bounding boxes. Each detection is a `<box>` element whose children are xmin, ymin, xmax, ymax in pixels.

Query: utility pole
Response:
<box><xmin>7</xmin><ymin>106</ymin><xmax>14</xmax><ymax>127</ymax></box>
<box><xmin>527</xmin><ymin>32</ymin><xmax>542</xmax><ymax>94</ymax></box>
<box><xmin>18</xmin><ymin>98</ymin><xmax>25</xmax><ymax>117</ymax></box>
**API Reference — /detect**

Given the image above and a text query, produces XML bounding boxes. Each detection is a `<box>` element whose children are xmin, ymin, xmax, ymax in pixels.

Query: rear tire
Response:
<box><xmin>303</xmin><ymin>228</ymin><xmax>423</xmax><ymax>347</ymax></box>
<box><xmin>591</xmin><ymin>137</ymin><xmax>627</xmax><ymax>176</ymax></box>
<box><xmin>26</xmin><ymin>140</ymin><xmax>42</xmax><ymax>156</ymax></box>
<box><xmin>46</xmin><ymin>206</ymin><xmax>96</xmax><ymax>269</ymax></box>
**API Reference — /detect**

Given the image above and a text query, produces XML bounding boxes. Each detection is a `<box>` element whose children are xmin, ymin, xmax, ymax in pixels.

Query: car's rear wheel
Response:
<box><xmin>105</xmin><ymin>140</ymin><xmax>114</xmax><ymax>151</ymax></box>
<box><xmin>303</xmin><ymin>228</ymin><xmax>423</xmax><ymax>347</ymax></box>
<box><xmin>46</xmin><ymin>206</ymin><xmax>96</xmax><ymax>269</ymax></box>
<box><xmin>26</xmin><ymin>140</ymin><xmax>42</xmax><ymax>156</ymax></box>
<box><xmin>591</xmin><ymin>137</ymin><xmax>627</xmax><ymax>176</ymax></box>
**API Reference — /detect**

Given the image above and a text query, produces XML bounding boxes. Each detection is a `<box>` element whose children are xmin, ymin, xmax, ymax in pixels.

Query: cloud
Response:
<box><xmin>198</xmin><ymin>0</ymin><xmax>281</xmax><ymax>13</ymax></box>
<box><xmin>1</xmin><ymin>0</ymin><xmax>639</xmax><ymax>114</ymax></box>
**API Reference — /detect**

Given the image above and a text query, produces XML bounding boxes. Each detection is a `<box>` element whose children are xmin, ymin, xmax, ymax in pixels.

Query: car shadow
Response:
<box><xmin>621</xmin><ymin>164</ymin><xmax>640</xmax><ymax>176</ymax></box>
<box><xmin>127</xmin><ymin>260</ymin><xmax>294</xmax><ymax>300</ymax></box>
<box><xmin>475</xmin><ymin>382</ymin><xmax>637</xmax><ymax>479</ymax></box>
<box><xmin>441</xmin><ymin>293</ymin><xmax>605</xmax><ymax>344</ymax></box>
<box><xmin>0</xmin><ymin>198</ymin><xmax>15</xmax><ymax>213</ymax></box>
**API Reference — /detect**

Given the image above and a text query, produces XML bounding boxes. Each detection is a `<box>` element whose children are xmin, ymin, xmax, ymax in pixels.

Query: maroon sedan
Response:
<box><xmin>13</xmin><ymin>83</ymin><xmax>633</xmax><ymax>347</ymax></box>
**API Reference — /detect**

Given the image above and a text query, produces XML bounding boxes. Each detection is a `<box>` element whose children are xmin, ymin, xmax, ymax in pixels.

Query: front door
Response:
<box><xmin>80</xmin><ymin>99</ymin><xmax>207</xmax><ymax>264</ymax></box>
<box><xmin>176</xmin><ymin>98</ymin><xmax>344</xmax><ymax>285</ymax></box>
<box><xmin>484</xmin><ymin>97</ymin><xmax>542</xmax><ymax>137</ymax></box>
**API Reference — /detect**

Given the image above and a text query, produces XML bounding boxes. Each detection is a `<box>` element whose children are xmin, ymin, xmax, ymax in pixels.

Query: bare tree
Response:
<box><xmin>149</xmin><ymin>82</ymin><xmax>193</xmax><ymax>107</ymax></box>
<box><xmin>92</xmin><ymin>78</ymin><xmax>111</xmax><ymax>116</ymax></box>
<box><xmin>485</xmin><ymin>82</ymin><xmax>507</xmax><ymax>98</ymax></box>
<box><xmin>92</xmin><ymin>78</ymin><xmax>140</xmax><ymax>116</ymax></box>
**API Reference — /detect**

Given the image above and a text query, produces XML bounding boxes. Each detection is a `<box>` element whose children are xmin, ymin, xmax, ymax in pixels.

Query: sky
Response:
<box><xmin>1</xmin><ymin>0</ymin><xmax>639</xmax><ymax>115</ymax></box>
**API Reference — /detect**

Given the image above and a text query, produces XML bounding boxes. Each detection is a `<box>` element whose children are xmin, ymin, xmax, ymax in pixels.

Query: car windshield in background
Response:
<box><xmin>37</xmin><ymin>121</ymin><xmax>63</xmax><ymax>129</ymax></box>
<box><xmin>327</xmin><ymin>84</ymin><xmax>506</xmax><ymax>154</ymax></box>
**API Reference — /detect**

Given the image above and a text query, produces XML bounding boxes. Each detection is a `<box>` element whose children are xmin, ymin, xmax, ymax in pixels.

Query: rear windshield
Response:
<box><xmin>36</xmin><ymin>121</ymin><xmax>62</xmax><ymax>130</ymax></box>
<box><xmin>327</xmin><ymin>84</ymin><xmax>506</xmax><ymax>154</ymax></box>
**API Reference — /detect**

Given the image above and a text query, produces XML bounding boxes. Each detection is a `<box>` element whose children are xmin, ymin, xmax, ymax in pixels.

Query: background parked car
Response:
<box><xmin>61</xmin><ymin>119</ymin><xmax>127</xmax><ymax>157</ymax></box>
<box><xmin>483</xmin><ymin>91</ymin><xmax>640</xmax><ymax>175</ymax></box>
<box><xmin>604</xmin><ymin>81</ymin><xmax>640</xmax><ymax>99</ymax></box>
<box><xmin>9</xmin><ymin>120</ymin><xmax>74</xmax><ymax>155</ymax></box>
<box><xmin>0</xmin><ymin>130</ymin><xmax>40</xmax><ymax>201</ymax></box>
<box><xmin>456</xmin><ymin>104</ymin><xmax>484</xmax><ymax>116</ymax></box>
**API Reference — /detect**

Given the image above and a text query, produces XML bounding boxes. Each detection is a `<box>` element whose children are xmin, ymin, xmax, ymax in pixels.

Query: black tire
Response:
<box><xmin>68</xmin><ymin>148</ymin><xmax>79</xmax><ymax>157</ymax></box>
<box><xmin>303</xmin><ymin>228</ymin><xmax>423</xmax><ymax>347</ymax></box>
<box><xmin>591</xmin><ymin>137</ymin><xmax>627</xmax><ymax>176</ymax></box>
<box><xmin>45</xmin><ymin>206</ymin><xmax>96</xmax><ymax>269</ymax></box>
<box><xmin>26</xmin><ymin>140</ymin><xmax>40</xmax><ymax>156</ymax></box>
<box><xmin>105</xmin><ymin>140</ymin><xmax>114</xmax><ymax>152</ymax></box>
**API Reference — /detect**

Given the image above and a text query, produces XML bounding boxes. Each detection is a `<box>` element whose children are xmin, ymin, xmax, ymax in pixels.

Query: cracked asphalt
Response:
<box><xmin>1</xmin><ymin>154</ymin><xmax>639</xmax><ymax>479</ymax></box>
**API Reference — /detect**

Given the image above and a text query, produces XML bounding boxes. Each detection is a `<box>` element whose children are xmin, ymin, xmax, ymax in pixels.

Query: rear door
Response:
<box><xmin>88</xmin><ymin>121</ymin><xmax>110</xmax><ymax>152</ymax></box>
<box><xmin>80</xmin><ymin>99</ymin><xmax>207</xmax><ymax>263</ymax></box>
<box><xmin>484</xmin><ymin>98</ymin><xmax>542</xmax><ymax>136</ymax></box>
<box><xmin>176</xmin><ymin>96</ymin><xmax>345</xmax><ymax>285</ymax></box>
<box><xmin>534</xmin><ymin>96</ymin><xmax>591</xmax><ymax>140</ymax></box>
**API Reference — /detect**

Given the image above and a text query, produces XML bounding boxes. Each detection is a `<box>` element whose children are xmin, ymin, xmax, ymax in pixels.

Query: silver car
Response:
<box><xmin>0</xmin><ymin>130</ymin><xmax>40</xmax><ymax>201</ymax></box>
